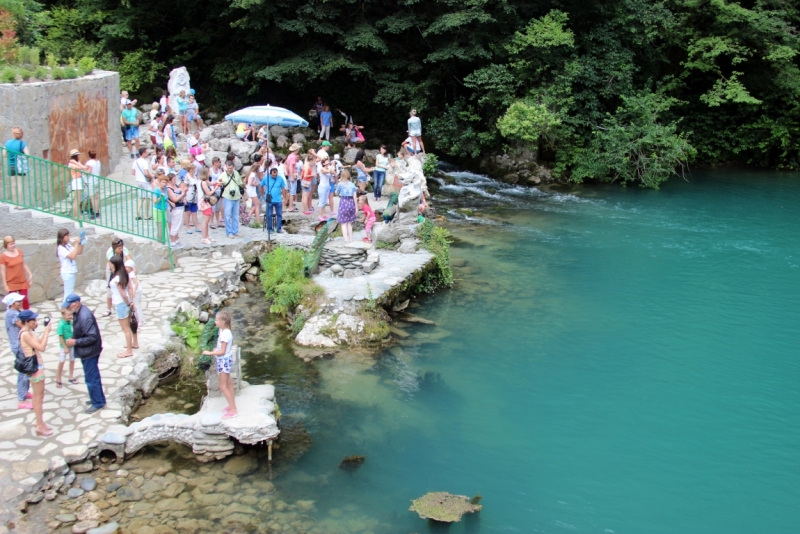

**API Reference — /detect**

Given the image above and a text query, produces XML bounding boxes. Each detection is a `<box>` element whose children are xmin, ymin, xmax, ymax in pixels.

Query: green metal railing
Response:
<box><xmin>0</xmin><ymin>147</ymin><xmax>172</xmax><ymax>263</ymax></box>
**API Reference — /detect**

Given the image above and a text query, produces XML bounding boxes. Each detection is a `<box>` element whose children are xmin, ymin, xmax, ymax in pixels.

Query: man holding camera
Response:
<box><xmin>62</xmin><ymin>294</ymin><xmax>105</xmax><ymax>414</ymax></box>
<box><xmin>260</xmin><ymin>167</ymin><xmax>286</xmax><ymax>234</ymax></box>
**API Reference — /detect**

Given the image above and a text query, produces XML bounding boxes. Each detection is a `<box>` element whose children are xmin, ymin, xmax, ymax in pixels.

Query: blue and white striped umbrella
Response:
<box><xmin>224</xmin><ymin>105</ymin><xmax>309</xmax><ymax>127</ymax></box>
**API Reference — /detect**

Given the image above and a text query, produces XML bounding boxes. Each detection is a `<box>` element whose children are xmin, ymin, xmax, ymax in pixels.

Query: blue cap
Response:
<box><xmin>61</xmin><ymin>294</ymin><xmax>81</xmax><ymax>308</ymax></box>
<box><xmin>18</xmin><ymin>310</ymin><xmax>38</xmax><ymax>322</ymax></box>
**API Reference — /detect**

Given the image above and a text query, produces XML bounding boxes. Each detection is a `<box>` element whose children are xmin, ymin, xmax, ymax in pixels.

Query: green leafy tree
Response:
<box><xmin>571</xmin><ymin>93</ymin><xmax>696</xmax><ymax>189</ymax></box>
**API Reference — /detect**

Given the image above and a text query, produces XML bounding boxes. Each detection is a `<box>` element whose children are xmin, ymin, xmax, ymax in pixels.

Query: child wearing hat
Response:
<box><xmin>3</xmin><ymin>292</ymin><xmax>31</xmax><ymax>409</ymax></box>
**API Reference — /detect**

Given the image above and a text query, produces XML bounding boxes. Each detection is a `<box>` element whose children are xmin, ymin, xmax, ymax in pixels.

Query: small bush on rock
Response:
<box><xmin>19</xmin><ymin>68</ymin><xmax>30</xmax><ymax>81</ymax></box>
<box><xmin>33</xmin><ymin>66</ymin><xmax>47</xmax><ymax>80</ymax></box>
<box><xmin>1</xmin><ymin>67</ymin><xmax>17</xmax><ymax>83</ymax></box>
<box><xmin>77</xmin><ymin>56</ymin><xmax>96</xmax><ymax>76</ymax></box>
<box><xmin>259</xmin><ymin>246</ymin><xmax>320</xmax><ymax>316</ymax></box>
<box><xmin>64</xmin><ymin>67</ymin><xmax>79</xmax><ymax>79</ymax></box>
<box><xmin>51</xmin><ymin>67</ymin><xmax>65</xmax><ymax>80</ymax></box>
<box><xmin>418</xmin><ymin>219</ymin><xmax>453</xmax><ymax>291</ymax></box>
<box><xmin>422</xmin><ymin>153</ymin><xmax>439</xmax><ymax>177</ymax></box>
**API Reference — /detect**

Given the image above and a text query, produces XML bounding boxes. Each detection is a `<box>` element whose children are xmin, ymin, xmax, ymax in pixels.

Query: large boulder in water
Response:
<box><xmin>409</xmin><ymin>492</ymin><xmax>482</xmax><ymax>523</ymax></box>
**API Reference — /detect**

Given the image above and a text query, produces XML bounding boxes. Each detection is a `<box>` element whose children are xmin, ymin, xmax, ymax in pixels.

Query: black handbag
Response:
<box><xmin>129</xmin><ymin>305</ymin><xmax>139</xmax><ymax>334</ymax></box>
<box><xmin>14</xmin><ymin>346</ymin><xmax>38</xmax><ymax>375</ymax></box>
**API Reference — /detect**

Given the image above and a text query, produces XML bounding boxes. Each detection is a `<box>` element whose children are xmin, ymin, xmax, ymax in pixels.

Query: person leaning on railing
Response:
<box><xmin>4</xmin><ymin>126</ymin><xmax>29</xmax><ymax>206</ymax></box>
<box><xmin>68</xmin><ymin>149</ymin><xmax>91</xmax><ymax>219</ymax></box>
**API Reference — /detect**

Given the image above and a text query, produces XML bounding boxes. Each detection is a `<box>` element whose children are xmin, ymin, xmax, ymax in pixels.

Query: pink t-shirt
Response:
<box><xmin>285</xmin><ymin>153</ymin><xmax>298</xmax><ymax>179</ymax></box>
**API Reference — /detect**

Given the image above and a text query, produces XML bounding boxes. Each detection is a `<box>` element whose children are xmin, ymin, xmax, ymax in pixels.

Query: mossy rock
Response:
<box><xmin>409</xmin><ymin>492</ymin><xmax>482</xmax><ymax>523</ymax></box>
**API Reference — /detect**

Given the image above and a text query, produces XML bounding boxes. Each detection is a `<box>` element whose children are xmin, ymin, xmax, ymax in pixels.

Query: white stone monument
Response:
<box><xmin>167</xmin><ymin>66</ymin><xmax>191</xmax><ymax>115</ymax></box>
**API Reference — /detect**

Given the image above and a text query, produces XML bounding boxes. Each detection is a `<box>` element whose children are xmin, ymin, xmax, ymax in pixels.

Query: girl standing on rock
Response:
<box><xmin>203</xmin><ymin>311</ymin><xmax>238</xmax><ymax>420</ymax></box>
<box><xmin>373</xmin><ymin>145</ymin><xmax>390</xmax><ymax>201</ymax></box>
<box><xmin>336</xmin><ymin>169</ymin><xmax>358</xmax><ymax>242</ymax></box>
<box><xmin>19</xmin><ymin>309</ymin><xmax>52</xmax><ymax>436</ymax></box>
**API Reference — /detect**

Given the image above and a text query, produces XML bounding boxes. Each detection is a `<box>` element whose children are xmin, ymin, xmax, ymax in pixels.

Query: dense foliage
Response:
<box><xmin>4</xmin><ymin>0</ymin><xmax>800</xmax><ymax>184</ymax></box>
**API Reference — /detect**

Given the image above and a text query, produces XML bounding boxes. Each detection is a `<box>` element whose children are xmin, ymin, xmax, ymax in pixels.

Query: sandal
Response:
<box><xmin>102</xmin><ymin>310</ymin><xmax>112</xmax><ymax>317</ymax></box>
<box><xmin>36</xmin><ymin>426</ymin><xmax>53</xmax><ymax>437</ymax></box>
<box><xmin>117</xmin><ymin>353</ymin><xmax>133</xmax><ymax>359</ymax></box>
<box><xmin>222</xmin><ymin>411</ymin><xmax>238</xmax><ymax>420</ymax></box>
<box><xmin>68</xmin><ymin>378</ymin><xmax>79</xmax><ymax>385</ymax></box>
<box><xmin>56</xmin><ymin>381</ymin><xmax>63</xmax><ymax>389</ymax></box>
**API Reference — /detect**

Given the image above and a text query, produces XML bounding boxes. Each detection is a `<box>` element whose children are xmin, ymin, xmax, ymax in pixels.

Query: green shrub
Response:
<box><xmin>259</xmin><ymin>246</ymin><xmax>317</xmax><ymax>316</ymax></box>
<box><xmin>19</xmin><ymin>69</ymin><xmax>31</xmax><ymax>81</ymax></box>
<box><xmin>418</xmin><ymin>219</ymin><xmax>453</xmax><ymax>291</ymax></box>
<box><xmin>46</xmin><ymin>53</ymin><xmax>58</xmax><ymax>68</ymax></box>
<box><xmin>77</xmin><ymin>56</ymin><xmax>96</xmax><ymax>76</ymax></box>
<box><xmin>171</xmin><ymin>313</ymin><xmax>203</xmax><ymax>351</ymax></box>
<box><xmin>33</xmin><ymin>67</ymin><xmax>48</xmax><ymax>80</ymax></box>
<box><xmin>67</xmin><ymin>57</ymin><xmax>76</xmax><ymax>69</ymax></box>
<box><xmin>0</xmin><ymin>67</ymin><xmax>17</xmax><ymax>83</ymax></box>
<box><xmin>422</xmin><ymin>153</ymin><xmax>439</xmax><ymax>178</ymax></box>
<box><xmin>51</xmin><ymin>67</ymin><xmax>65</xmax><ymax>80</ymax></box>
<box><xmin>29</xmin><ymin>48</ymin><xmax>40</xmax><ymax>68</ymax></box>
<box><xmin>64</xmin><ymin>67</ymin><xmax>79</xmax><ymax>79</ymax></box>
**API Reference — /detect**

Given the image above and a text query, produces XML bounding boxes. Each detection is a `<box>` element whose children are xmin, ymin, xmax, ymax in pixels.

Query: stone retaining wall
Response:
<box><xmin>17</xmin><ymin>234</ymin><xmax>172</xmax><ymax>304</ymax></box>
<box><xmin>0</xmin><ymin>71</ymin><xmax>122</xmax><ymax>176</ymax></box>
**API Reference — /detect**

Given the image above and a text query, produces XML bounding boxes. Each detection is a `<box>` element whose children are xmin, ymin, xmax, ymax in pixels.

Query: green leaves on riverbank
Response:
<box><xmin>418</xmin><ymin>220</ymin><xmax>453</xmax><ymax>293</ymax></box>
<box><xmin>259</xmin><ymin>246</ymin><xmax>322</xmax><ymax>316</ymax></box>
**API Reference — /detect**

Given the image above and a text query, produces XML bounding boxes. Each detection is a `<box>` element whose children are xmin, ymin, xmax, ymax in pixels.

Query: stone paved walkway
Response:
<box><xmin>0</xmin><ymin>254</ymin><xmax>239</xmax><ymax>516</ymax></box>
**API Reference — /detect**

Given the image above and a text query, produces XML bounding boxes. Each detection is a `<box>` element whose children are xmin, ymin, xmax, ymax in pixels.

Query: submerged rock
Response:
<box><xmin>339</xmin><ymin>455</ymin><xmax>366</xmax><ymax>471</ymax></box>
<box><xmin>409</xmin><ymin>492</ymin><xmax>483</xmax><ymax>523</ymax></box>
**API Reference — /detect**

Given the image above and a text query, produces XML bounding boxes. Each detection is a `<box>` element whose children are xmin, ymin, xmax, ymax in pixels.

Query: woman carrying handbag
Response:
<box><xmin>17</xmin><ymin>310</ymin><xmax>53</xmax><ymax>436</ymax></box>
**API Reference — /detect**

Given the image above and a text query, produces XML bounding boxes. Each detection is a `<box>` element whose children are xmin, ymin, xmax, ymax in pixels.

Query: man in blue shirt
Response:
<box><xmin>121</xmin><ymin>100</ymin><xmax>140</xmax><ymax>159</ymax></box>
<box><xmin>260</xmin><ymin>167</ymin><xmax>286</xmax><ymax>233</ymax></box>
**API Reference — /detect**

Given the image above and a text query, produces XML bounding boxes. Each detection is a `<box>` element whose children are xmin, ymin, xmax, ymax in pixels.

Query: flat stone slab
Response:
<box><xmin>313</xmin><ymin>247</ymin><xmax>434</xmax><ymax>303</ymax></box>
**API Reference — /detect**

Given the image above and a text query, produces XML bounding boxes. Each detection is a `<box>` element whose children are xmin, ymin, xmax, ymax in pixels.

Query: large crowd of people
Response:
<box><xmin>124</xmin><ymin>92</ymin><xmax>429</xmax><ymax>246</ymax></box>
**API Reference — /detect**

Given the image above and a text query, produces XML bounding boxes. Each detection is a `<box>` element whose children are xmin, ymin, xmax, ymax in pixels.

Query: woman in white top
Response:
<box><xmin>56</xmin><ymin>228</ymin><xmax>84</xmax><ymax>302</ymax></box>
<box><xmin>315</xmin><ymin>153</ymin><xmax>334</xmax><ymax>220</ymax></box>
<box><xmin>108</xmin><ymin>255</ymin><xmax>137</xmax><ymax>358</ymax></box>
<box><xmin>85</xmin><ymin>149</ymin><xmax>102</xmax><ymax>219</ymax></box>
<box><xmin>68</xmin><ymin>149</ymin><xmax>90</xmax><ymax>219</ymax></box>
<box><xmin>124</xmin><ymin>259</ymin><xmax>146</xmax><ymax>328</ymax></box>
<box><xmin>246</xmin><ymin>154</ymin><xmax>262</xmax><ymax>223</ymax></box>
<box><xmin>103</xmin><ymin>237</ymin><xmax>131</xmax><ymax>317</ymax></box>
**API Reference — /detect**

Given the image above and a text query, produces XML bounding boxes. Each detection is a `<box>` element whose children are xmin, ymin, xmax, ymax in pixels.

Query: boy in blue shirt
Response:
<box><xmin>260</xmin><ymin>167</ymin><xmax>286</xmax><ymax>233</ymax></box>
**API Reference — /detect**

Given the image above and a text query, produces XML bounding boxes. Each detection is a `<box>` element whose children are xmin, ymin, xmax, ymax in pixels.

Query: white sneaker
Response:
<box><xmin>172</xmin><ymin>242</ymin><xmax>184</xmax><ymax>249</ymax></box>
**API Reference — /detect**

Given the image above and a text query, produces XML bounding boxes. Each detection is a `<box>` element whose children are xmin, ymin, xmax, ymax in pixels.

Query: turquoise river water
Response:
<box><xmin>167</xmin><ymin>169</ymin><xmax>800</xmax><ymax>533</ymax></box>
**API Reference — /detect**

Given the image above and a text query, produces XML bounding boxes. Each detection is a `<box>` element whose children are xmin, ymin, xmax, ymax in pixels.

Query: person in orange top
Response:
<box><xmin>0</xmin><ymin>236</ymin><xmax>32</xmax><ymax>309</ymax></box>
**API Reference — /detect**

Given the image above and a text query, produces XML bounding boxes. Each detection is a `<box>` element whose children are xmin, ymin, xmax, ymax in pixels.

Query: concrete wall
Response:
<box><xmin>0</xmin><ymin>71</ymin><xmax>122</xmax><ymax>176</ymax></box>
<box><xmin>16</xmin><ymin>234</ymin><xmax>172</xmax><ymax>304</ymax></box>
